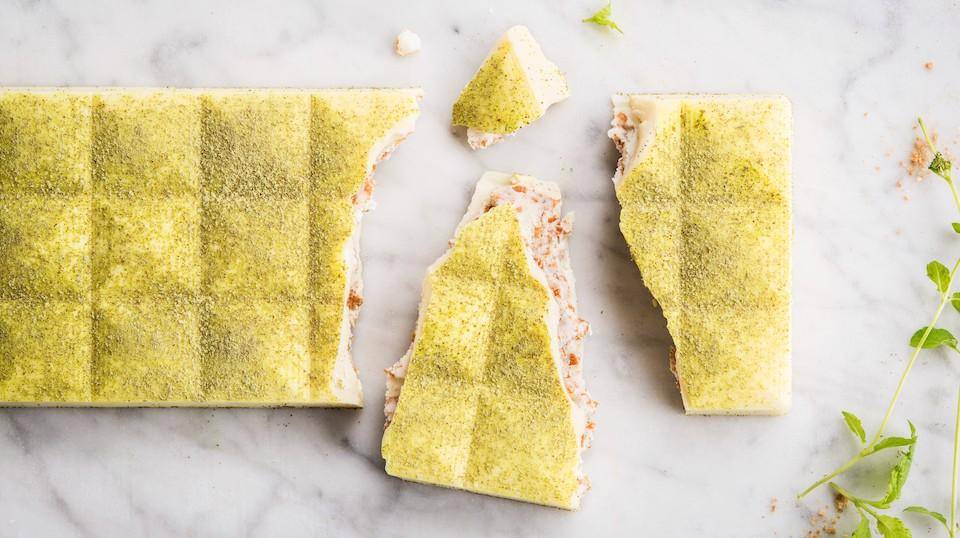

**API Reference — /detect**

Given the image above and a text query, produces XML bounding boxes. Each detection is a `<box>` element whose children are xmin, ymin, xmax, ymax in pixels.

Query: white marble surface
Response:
<box><xmin>2</xmin><ymin>0</ymin><xmax>960</xmax><ymax>536</ymax></box>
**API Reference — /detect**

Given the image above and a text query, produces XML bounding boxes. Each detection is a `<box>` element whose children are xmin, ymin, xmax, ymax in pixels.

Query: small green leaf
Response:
<box><xmin>904</xmin><ymin>506</ymin><xmax>948</xmax><ymax>532</ymax></box>
<box><xmin>951</xmin><ymin>292</ymin><xmax>960</xmax><ymax>313</ymax></box>
<box><xmin>871</xmin><ymin>436</ymin><xmax>916</xmax><ymax>452</ymax></box>
<box><xmin>909</xmin><ymin>327</ymin><xmax>958</xmax><ymax>350</ymax></box>
<box><xmin>853</xmin><ymin>513</ymin><xmax>873</xmax><ymax>538</ymax></box>
<box><xmin>864</xmin><ymin>423</ymin><xmax>916</xmax><ymax>509</ymax></box>
<box><xmin>843</xmin><ymin>411</ymin><xmax>867</xmax><ymax>443</ymax></box>
<box><xmin>582</xmin><ymin>2</ymin><xmax>623</xmax><ymax>33</ymax></box>
<box><xmin>952</xmin><ymin>222</ymin><xmax>960</xmax><ymax>234</ymax></box>
<box><xmin>930</xmin><ymin>152</ymin><xmax>953</xmax><ymax>180</ymax></box>
<box><xmin>927</xmin><ymin>260</ymin><xmax>951</xmax><ymax>292</ymax></box>
<box><xmin>875</xmin><ymin>514</ymin><xmax>912</xmax><ymax>538</ymax></box>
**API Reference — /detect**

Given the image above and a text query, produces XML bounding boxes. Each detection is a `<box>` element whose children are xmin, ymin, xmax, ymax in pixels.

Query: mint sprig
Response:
<box><xmin>800</xmin><ymin>118</ymin><xmax>960</xmax><ymax>536</ymax></box>
<box><xmin>799</xmin><ymin>255</ymin><xmax>959</xmax><ymax>500</ymax></box>
<box><xmin>582</xmin><ymin>2</ymin><xmax>623</xmax><ymax>34</ymax></box>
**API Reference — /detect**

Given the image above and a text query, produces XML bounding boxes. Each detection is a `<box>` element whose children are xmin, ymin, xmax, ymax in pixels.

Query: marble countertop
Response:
<box><xmin>3</xmin><ymin>1</ymin><xmax>960</xmax><ymax>536</ymax></box>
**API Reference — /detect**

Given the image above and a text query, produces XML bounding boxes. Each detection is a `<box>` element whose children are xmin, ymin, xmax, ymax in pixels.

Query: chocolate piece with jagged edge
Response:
<box><xmin>609</xmin><ymin>94</ymin><xmax>792</xmax><ymax>415</ymax></box>
<box><xmin>382</xmin><ymin>172</ymin><xmax>594</xmax><ymax>509</ymax></box>
<box><xmin>0</xmin><ymin>88</ymin><xmax>421</xmax><ymax>406</ymax></box>
<box><xmin>451</xmin><ymin>26</ymin><xmax>569</xmax><ymax>150</ymax></box>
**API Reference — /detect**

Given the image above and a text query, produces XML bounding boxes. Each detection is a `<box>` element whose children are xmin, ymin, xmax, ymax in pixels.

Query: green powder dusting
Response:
<box><xmin>0</xmin><ymin>88</ymin><xmax>419</xmax><ymax>406</ymax></box>
<box><xmin>382</xmin><ymin>205</ymin><xmax>580</xmax><ymax>509</ymax></box>
<box><xmin>451</xmin><ymin>42</ymin><xmax>541</xmax><ymax>134</ymax></box>
<box><xmin>615</xmin><ymin>95</ymin><xmax>791</xmax><ymax>415</ymax></box>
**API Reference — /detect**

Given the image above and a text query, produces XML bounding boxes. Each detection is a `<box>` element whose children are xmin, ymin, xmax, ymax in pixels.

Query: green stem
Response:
<box><xmin>871</xmin><ymin>285</ymin><xmax>954</xmax><ymax>446</ymax></box>
<box><xmin>948</xmin><ymin>181</ymin><xmax>960</xmax><ymax>216</ymax></box>
<box><xmin>799</xmin><ymin>259</ymin><xmax>960</xmax><ymax>500</ymax></box>
<box><xmin>860</xmin><ymin>503</ymin><xmax>882</xmax><ymax>520</ymax></box>
<box><xmin>801</xmin><ymin>121</ymin><xmax>960</xmax><ymax>503</ymax></box>
<box><xmin>872</xmin><ymin>258</ymin><xmax>960</xmax><ymax>444</ymax></box>
<box><xmin>799</xmin><ymin>454</ymin><xmax>867</xmax><ymax>499</ymax></box>
<box><xmin>830</xmin><ymin>482</ymin><xmax>878</xmax><ymax>520</ymax></box>
<box><xmin>920</xmin><ymin>117</ymin><xmax>939</xmax><ymax>154</ymax></box>
<box><xmin>829</xmin><ymin>481</ymin><xmax>856</xmax><ymax>502</ymax></box>
<box><xmin>952</xmin><ymin>386</ymin><xmax>960</xmax><ymax>538</ymax></box>
<box><xmin>919</xmin><ymin>116</ymin><xmax>955</xmax><ymax>185</ymax></box>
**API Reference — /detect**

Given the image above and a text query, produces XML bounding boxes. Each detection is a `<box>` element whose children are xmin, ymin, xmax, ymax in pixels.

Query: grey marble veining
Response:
<box><xmin>2</xmin><ymin>0</ymin><xmax>960</xmax><ymax>536</ymax></box>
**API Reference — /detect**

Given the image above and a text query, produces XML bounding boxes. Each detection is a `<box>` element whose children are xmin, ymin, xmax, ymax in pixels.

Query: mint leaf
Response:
<box><xmin>871</xmin><ymin>436</ymin><xmax>916</xmax><ymax>452</ymax></box>
<box><xmin>909</xmin><ymin>327</ymin><xmax>958</xmax><ymax>350</ymax></box>
<box><xmin>864</xmin><ymin>423</ymin><xmax>916</xmax><ymax>509</ymax></box>
<box><xmin>952</xmin><ymin>292</ymin><xmax>960</xmax><ymax>313</ymax></box>
<box><xmin>952</xmin><ymin>222</ymin><xmax>960</xmax><ymax>234</ymax></box>
<box><xmin>904</xmin><ymin>506</ymin><xmax>948</xmax><ymax>532</ymax></box>
<box><xmin>843</xmin><ymin>411</ymin><xmax>867</xmax><ymax>443</ymax></box>
<box><xmin>927</xmin><ymin>260</ymin><xmax>951</xmax><ymax>292</ymax></box>
<box><xmin>876</xmin><ymin>514</ymin><xmax>912</xmax><ymax>538</ymax></box>
<box><xmin>869</xmin><ymin>421</ymin><xmax>918</xmax><ymax>454</ymax></box>
<box><xmin>583</xmin><ymin>2</ymin><xmax>623</xmax><ymax>33</ymax></box>
<box><xmin>853</xmin><ymin>513</ymin><xmax>873</xmax><ymax>538</ymax></box>
<box><xmin>930</xmin><ymin>152</ymin><xmax>952</xmax><ymax>180</ymax></box>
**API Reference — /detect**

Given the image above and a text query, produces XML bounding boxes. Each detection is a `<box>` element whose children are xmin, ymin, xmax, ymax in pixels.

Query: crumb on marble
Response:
<box><xmin>805</xmin><ymin>501</ymin><xmax>843</xmax><ymax>537</ymax></box>
<box><xmin>924</xmin><ymin>61</ymin><xmax>935</xmax><ymax>71</ymax></box>
<box><xmin>809</xmin><ymin>508</ymin><xmax>825</xmax><ymax>527</ymax></box>
<box><xmin>394</xmin><ymin>29</ymin><xmax>421</xmax><ymax>56</ymax></box>
<box><xmin>907</xmin><ymin>128</ymin><xmax>935</xmax><ymax>180</ymax></box>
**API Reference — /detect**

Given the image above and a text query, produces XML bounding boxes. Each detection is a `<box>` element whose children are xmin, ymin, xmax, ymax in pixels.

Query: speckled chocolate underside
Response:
<box><xmin>381</xmin><ymin>205</ymin><xmax>581</xmax><ymax>510</ymax></box>
<box><xmin>616</xmin><ymin>95</ymin><xmax>792</xmax><ymax>414</ymax></box>
<box><xmin>0</xmin><ymin>88</ymin><xmax>419</xmax><ymax>406</ymax></box>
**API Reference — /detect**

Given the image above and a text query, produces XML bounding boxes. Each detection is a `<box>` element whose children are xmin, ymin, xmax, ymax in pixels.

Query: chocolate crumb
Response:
<box><xmin>907</xmin><ymin>131</ymin><xmax>936</xmax><ymax>180</ymax></box>
<box><xmin>834</xmin><ymin>493</ymin><xmax>848</xmax><ymax>513</ymax></box>
<box><xmin>347</xmin><ymin>290</ymin><xmax>364</xmax><ymax>310</ymax></box>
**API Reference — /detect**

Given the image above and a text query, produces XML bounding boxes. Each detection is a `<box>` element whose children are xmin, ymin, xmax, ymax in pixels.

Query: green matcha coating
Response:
<box><xmin>0</xmin><ymin>88</ymin><xmax>419</xmax><ymax>406</ymax></box>
<box><xmin>451</xmin><ymin>42</ymin><xmax>542</xmax><ymax>134</ymax></box>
